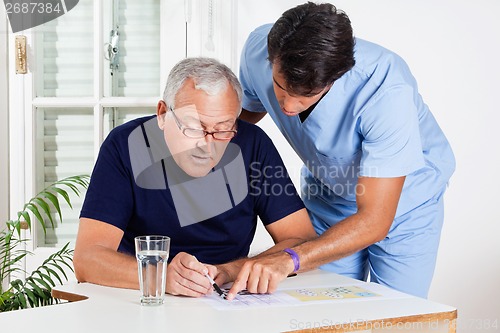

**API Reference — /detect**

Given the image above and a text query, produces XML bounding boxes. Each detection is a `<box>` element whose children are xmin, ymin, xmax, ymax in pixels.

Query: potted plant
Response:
<box><xmin>0</xmin><ymin>175</ymin><xmax>89</xmax><ymax>311</ymax></box>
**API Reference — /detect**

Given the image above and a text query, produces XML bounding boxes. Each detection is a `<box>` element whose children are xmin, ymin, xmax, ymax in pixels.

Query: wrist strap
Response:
<box><xmin>283</xmin><ymin>248</ymin><xmax>300</xmax><ymax>272</ymax></box>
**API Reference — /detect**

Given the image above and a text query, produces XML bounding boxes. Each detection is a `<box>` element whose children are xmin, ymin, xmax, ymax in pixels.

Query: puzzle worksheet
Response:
<box><xmin>203</xmin><ymin>283</ymin><xmax>404</xmax><ymax>310</ymax></box>
<box><xmin>284</xmin><ymin>285</ymin><xmax>379</xmax><ymax>302</ymax></box>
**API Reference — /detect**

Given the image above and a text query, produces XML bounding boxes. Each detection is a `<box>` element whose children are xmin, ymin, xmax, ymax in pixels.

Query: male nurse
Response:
<box><xmin>228</xmin><ymin>2</ymin><xmax>455</xmax><ymax>299</ymax></box>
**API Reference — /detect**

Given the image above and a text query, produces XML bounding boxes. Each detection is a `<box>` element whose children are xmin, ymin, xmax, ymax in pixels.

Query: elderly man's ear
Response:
<box><xmin>157</xmin><ymin>100</ymin><xmax>168</xmax><ymax>130</ymax></box>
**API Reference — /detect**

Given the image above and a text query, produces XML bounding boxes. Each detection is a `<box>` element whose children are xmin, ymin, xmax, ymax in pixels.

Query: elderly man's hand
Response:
<box><xmin>166</xmin><ymin>252</ymin><xmax>217</xmax><ymax>297</ymax></box>
<box><xmin>225</xmin><ymin>251</ymin><xmax>295</xmax><ymax>301</ymax></box>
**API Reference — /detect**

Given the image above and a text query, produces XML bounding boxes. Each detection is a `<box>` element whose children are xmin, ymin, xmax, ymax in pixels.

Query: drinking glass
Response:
<box><xmin>134</xmin><ymin>235</ymin><xmax>170</xmax><ymax>305</ymax></box>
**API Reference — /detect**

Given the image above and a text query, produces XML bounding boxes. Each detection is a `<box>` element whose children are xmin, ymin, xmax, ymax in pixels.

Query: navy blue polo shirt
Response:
<box><xmin>80</xmin><ymin>116</ymin><xmax>305</xmax><ymax>264</ymax></box>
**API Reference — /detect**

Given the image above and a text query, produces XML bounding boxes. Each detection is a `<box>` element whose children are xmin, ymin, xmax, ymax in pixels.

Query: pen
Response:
<box><xmin>205</xmin><ymin>273</ymin><xmax>226</xmax><ymax>299</ymax></box>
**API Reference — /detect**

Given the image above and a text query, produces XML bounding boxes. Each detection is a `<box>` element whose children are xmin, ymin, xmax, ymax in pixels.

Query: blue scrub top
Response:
<box><xmin>240</xmin><ymin>24</ymin><xmax>455</xmax><ymax>224</ymax></box>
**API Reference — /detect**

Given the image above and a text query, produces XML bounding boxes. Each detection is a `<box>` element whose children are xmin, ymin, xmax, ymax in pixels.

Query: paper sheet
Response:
<box><xmin>203</xmin><ymin>282</ymin><xmax>407</xmax><ymax>310</ymax></box>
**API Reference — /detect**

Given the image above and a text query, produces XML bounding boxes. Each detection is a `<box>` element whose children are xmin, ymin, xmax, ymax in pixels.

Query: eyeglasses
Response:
<box><xmin>168</xmin><ymin>107</ymin><xmax>237</xmax><ymax>141</ymax></box>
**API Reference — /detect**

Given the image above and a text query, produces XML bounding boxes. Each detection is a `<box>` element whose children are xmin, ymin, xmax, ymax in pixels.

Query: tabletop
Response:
<box><xmin>0</xmin><ymin>270</ymin><xmax>457</xmax><ymax>333</ymax></box>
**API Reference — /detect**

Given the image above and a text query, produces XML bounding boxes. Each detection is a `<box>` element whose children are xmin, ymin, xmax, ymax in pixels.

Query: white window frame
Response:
<box><xmin>1</xmin><ymin>1</ymin><xmax>10</xmax><ymax>294</ymax></box>
<box><xmin>7</xmin><ymin>0</ymin><xmax>173</xmax><ymax>273</ymax></box>
<box><xmin>6</xmin><ymin>0</ymin><xmax>236</xmax><ymax>274</ymax></box>
<box><xmin>0</xmin><ymin>3</ymin><xmax>9</xmax><ymax>235</ymax></box>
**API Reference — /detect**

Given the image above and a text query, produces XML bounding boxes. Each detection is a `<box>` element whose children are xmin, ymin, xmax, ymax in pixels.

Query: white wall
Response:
<box><xmin>239</xmin><ymin>1</ymin><xmax>500</xmax><ymax>332</ymax></box>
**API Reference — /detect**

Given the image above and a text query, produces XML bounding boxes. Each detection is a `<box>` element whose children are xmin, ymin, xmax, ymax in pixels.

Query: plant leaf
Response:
<box><xmin>34</xmin><ymin>271</ymin><xmax>56</xmax><ymax>287</ymax></box>
<box><xmin>23</xmin><ymin>287</ymin><xmax>37</xmax><ymax>308</ymax></box>
<box><xmin>32</xmin><ymin>198</ymin><xmax>55</xmax><ymax>229</ymax></box>
<box><xmin>56</xmin><ymin>181</ymin><xmax>80</xmax><ymax>197</ymax></box>
<box><xmin>31</xmin><ymin>278</ymin><xmax>51</xmax><ymax>295</ymax></box>
<box><xmin>25</xmin><ymin>203</ymin><xmax>46</xmax><ymax>235</ymax></box>
<box><xmin>26</xmin><ymin>279</ymin><xmax>44</xmax><ymax>297</ymax></box>
<box><xmin>50</xmin><ymin>187</ymin><xmax>72</xmax><ymax>209</ymax></box>
<box><xmin>46</xmin><ymin>262</ymin><xmax>68</xmax><ymax>280</ymax></box>
<box><xmin>42</xmin><ymin>266</ymin><xmax>63</xmax><ymax>285</ymax></box>
<box><xmin>19</xmin><ymin>211</ymin><xmax>31</xmax><ymax>230</ymax></box>
<box><xmin>5</xmin><ymin>253</ymin><xmax>28</xmax><ymax>267</ymax></box>
<box><xmin>39</xmin><ymin>191</ymin><xmax>62</xmax><ymax>223</ymax></box>
<box><xmin>55</xmin><ymin>258</ymin><xmax>74</xmax><ymax>272</ymax></box>
<box><xmin>16</xmin><ymin>292</ymin><xmax>27</xmax><ymax>309</ymax></box>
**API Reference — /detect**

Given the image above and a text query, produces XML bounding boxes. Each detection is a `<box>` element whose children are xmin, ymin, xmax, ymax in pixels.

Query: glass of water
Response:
<box><xmin>134</xmin><ymin>235</ymin><xmax>170</xmax><ymax>306</ymax></box>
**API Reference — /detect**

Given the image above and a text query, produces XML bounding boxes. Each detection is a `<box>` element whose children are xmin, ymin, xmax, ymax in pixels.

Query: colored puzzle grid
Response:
<box><xmin>284</xmin><ymin>285</ymin><xmax>380</xmax><ymax>302</ymax></box>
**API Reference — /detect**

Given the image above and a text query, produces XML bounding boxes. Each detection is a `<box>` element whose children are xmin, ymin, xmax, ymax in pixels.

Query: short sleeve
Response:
<box><xmin>80</xmin><ymin>130</ymin><xmax>134</xmax><ymax>230</ymax></box>
<box><xmin>359</xmin><ymin>85</ymin><xmax>425</xmax><ymax>177</ymax></box>
<box><xmin>239</xmin><ymin>31</ymin><xmax>267</xmax><ymax>113</ymax></box>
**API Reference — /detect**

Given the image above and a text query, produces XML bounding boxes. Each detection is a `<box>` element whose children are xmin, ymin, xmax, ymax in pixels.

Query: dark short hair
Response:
<box><xmin>268</xmin><ymin>2</ymin><xmax>355</xmax><ymax>96</ymax></box>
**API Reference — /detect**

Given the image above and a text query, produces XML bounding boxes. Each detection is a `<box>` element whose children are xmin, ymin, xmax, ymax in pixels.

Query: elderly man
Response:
<box><xmin>73</xmin><ymin>57</ymin><xmax>316</xmax><ymax>297</ymax></box>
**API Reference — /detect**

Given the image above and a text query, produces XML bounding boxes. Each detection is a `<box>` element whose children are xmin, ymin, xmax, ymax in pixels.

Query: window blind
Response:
<box><xmin>36</xmin><ymin>0</ymin><xmax>94</xmax><ymax>97</ymax></box>
<box><xmin>36</xmin><ymin>108</ymin><xmax>94</xmax><ymax>246</ymax></box>
<box><xmin>103</xmin><ymin>107</ymin><xmax>156</xmax><ymax>139</ymax></box>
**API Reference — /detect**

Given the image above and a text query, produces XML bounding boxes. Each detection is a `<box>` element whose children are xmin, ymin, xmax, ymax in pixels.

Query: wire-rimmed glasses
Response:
<box><xmin>168</xmin><ymin>106</ymin><xmax>237</xmax><ymax>141</ymax></box>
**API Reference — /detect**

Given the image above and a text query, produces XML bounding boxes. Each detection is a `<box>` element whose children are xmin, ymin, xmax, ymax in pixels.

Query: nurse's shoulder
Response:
<box><xmin>352</xmin><ymin>38</ymin><xmax>417</xmax><ymax>87</ymax></box>
<box><xmin>242</xmin><ymin>23</ymin><xmax>273</xmax><ymax>55</ymax></box>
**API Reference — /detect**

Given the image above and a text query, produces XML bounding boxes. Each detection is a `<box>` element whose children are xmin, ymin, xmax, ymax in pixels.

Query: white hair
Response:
<box><xmin>163</xmin><ymin>57</ymin><xmax>242</xmax><ymax>113</ymax></box>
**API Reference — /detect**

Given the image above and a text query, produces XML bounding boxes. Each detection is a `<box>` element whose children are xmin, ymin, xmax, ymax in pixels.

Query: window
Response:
<box><xmin>7</xmin><ymin>0</ymin><xmax>235</xmax><ymax>271</ymax></box>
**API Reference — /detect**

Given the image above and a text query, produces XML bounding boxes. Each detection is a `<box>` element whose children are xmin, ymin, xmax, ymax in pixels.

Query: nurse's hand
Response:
<box><xmin>166</xmin><ymin>252</ymin><xmax>216</xmax><ymax>297</ymax></box>
<box><xmin>225</xmin><ymin>251</ymin><xmax>295</xmax><ymax>301</ymax></box>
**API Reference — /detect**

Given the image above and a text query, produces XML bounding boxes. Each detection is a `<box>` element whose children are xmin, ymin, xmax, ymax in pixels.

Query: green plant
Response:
<box><xmin>0</xmin><ymin>175</ymin><xmax>90</xmax><ymax>311</ymax></box>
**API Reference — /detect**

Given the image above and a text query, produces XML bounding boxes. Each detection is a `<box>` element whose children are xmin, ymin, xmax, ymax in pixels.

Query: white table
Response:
<box><xmin>0</xmin><ymin>270</ymin><xmax>456</xmax><ymax>332</ymax></box>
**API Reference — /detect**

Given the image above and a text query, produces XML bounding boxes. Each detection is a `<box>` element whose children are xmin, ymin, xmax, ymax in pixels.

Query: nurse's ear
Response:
<box><xmin>157</xmin><ymin>100</ymin><xmax>168</xmax><ymax>130</ymax></box>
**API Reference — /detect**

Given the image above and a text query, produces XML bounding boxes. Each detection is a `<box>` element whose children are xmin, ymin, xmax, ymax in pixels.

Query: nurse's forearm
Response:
<box><xmin>292</xmin><ymin>176</ymin><xmax>404</xmax><ymax>271</ymax></box>
<box><xmin>225</xmin><ymin>211</ymin><xmax>387</xmax><ymax>300</ymax></box>
<box><xmin>291</xmin><ymin>213</ymin><xmax>388</xmax><ymax>272</ymax></box>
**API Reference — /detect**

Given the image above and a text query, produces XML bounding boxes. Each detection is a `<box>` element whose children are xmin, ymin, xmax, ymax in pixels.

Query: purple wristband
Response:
<box><xmin>283</xmin><ymin>248</ymin><xmax>300</xmax><ymax>272</ymax></box>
